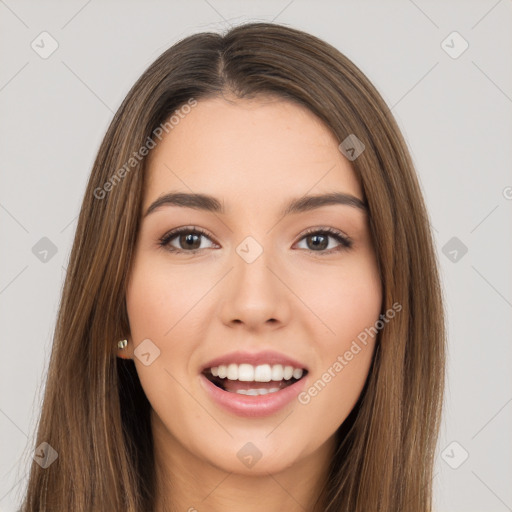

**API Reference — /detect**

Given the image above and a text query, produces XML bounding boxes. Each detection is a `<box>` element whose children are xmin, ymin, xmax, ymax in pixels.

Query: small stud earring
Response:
<box><xmin>117</xmin><ymin>339</ymin><xmax>128</xmax><ymax>350</ymax></box>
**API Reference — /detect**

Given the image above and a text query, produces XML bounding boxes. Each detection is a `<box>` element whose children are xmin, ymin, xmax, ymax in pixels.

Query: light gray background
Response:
<box><xmin>1</xmin><ymin>1</ymin><xmax>511</xmax><ymax>511</ymax></box>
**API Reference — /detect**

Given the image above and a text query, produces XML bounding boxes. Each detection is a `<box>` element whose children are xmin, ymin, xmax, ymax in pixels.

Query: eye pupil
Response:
<box><xmin>308</xmin><ymin>234</ymin><xmax>328</xmax><ymax>251</ymax></box>
<box><xmin>181</xmin><ymin>233</ymin><xmax>201</xmax><ymax>250</ymax></box>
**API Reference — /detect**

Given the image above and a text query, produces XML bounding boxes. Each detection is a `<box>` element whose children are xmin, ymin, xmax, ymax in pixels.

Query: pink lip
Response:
<box><xmin>200</xmin><ymin>350</ymin><xmax>308</xmax><ymax>372</ymax></box>
<box><xmin>199</xmin><ymin>372</ymin><xmax>308</xmax><ymax>417</ymax></box>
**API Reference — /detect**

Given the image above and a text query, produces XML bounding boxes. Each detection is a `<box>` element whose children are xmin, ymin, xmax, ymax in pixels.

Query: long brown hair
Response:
<box><xmin>20</xmin><ymin>22</ymin><xmax>445</xmax><ymax>511</ymax></box>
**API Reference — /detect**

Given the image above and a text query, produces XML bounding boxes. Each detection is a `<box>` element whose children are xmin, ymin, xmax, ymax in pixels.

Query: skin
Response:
<box><xmin>119</xmin><ymin>95</ymin><xmax>382</xmax><ymax>512</ymax></box>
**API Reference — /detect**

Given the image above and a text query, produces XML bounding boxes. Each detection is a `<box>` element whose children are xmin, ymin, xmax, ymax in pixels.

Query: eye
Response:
<box><xmin>158</xmin><ymin>226</ymin><xmax>217</xmax><ymax>254</ymax></box>
<box><xmin>295</xmin><ymin>227</ymin><xmax>353</xmax><ymax>255</ymax></box>
<box><xmin>158</xmin><ymin>226</ymin><xmax>353</xmax><ymax>255</ymax></box>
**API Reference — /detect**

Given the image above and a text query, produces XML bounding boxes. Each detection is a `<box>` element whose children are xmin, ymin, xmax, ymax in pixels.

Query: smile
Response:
<box><xmin>200</xmin><ymin>362</ymin><xmax>309</xmax><ymax>417</ymax></box>
<box><xmin>203</xmin><ymin>363</ymin><xmax>306</xmax><ymax>395</ymax></box>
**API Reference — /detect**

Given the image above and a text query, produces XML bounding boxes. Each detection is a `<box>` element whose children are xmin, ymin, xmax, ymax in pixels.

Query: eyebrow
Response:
<box><xmin>143</xmin><ymin>191</ymin><xmax>368</xmax><ymax>218</ymax></box>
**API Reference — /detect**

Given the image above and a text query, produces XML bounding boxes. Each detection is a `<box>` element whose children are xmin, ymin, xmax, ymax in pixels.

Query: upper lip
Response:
<box><xmin>201</xmin><ymin>350</ymin><xmax>308</xmax><ymax>373</ymax></box>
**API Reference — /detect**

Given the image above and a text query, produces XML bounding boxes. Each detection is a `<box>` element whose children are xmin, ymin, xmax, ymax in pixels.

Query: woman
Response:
<box><xmin>21</xmin><ymin>21</ymin><xmax>445</xmax><ymax>511</ymax></box>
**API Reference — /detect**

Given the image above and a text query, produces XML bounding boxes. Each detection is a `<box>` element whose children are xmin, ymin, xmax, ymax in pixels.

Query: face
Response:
<box><xmin>123</xmin><ymin>95</ymin><xmax>382</xmax><ymax>476</ymax></box>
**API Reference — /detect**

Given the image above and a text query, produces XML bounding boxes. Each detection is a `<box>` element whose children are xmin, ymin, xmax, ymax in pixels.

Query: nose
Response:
<box><xmin>218</xmin><ymin>243</ymin><xmax>292</xmax><ymax>331</ymax></box>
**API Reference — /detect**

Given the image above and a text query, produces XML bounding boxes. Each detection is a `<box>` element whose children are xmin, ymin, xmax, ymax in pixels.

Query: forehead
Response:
<box><xmin>143</xmin><ymin>96</ymin><xmax>363</xmax><ymax>212</ymax></box>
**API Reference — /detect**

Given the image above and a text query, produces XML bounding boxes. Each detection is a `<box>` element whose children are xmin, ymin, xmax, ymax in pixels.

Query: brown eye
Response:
<box><xmin>306</xmin><ymin>233</ymin><xmax>329</xmax><ymax>251</ymax></box>
<box><xmin>177</xmin><ymin>233</ymin><xmax>202</xmax><ymax>250</ymax></box>
<box><xmin>159</xmin><ymin>227</ymin><xmax>216</xmax><ymax>253</ymax></box>
<box><xmin>158</xmin><ymin>226</ymin><xmax>352</xmax><ymax>256</ymax></box>
<box><xmin>295</xmin><ymin>228</ymin><xmax>352</xmax><ymax>255</ymax></box>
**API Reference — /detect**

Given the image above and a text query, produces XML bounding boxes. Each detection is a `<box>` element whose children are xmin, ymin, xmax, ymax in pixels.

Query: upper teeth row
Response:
<box><xmin>210</xmin><ymin>364</ymin><xmax>304</xmax><ymax>382</ymax></box>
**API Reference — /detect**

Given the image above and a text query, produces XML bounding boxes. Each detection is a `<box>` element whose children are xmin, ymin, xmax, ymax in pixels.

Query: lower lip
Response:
<box><xmin>199</xmin><ymin>373</ymin><xmax>308</xmax><ymax>418</ymax></box>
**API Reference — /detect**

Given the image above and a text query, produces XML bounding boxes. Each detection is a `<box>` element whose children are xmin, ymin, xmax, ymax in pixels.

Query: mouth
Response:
<box><xmin>201</xmin><ymin>363</ymin><xmax>308</xmax><ymax>396</ymax></box>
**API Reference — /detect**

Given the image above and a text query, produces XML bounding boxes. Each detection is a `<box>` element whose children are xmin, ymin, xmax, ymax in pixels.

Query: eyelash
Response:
<box><xmin>158</xmin><ymin>226</ymin><xmax>353</xmax><ymax>256</ymax></box>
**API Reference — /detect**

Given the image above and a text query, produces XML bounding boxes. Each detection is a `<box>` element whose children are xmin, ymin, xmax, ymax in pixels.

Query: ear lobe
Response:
<box><xmin>116</xmin><ymin>338</ymin><xmax>131</xmax><ymax>359</ymax></box>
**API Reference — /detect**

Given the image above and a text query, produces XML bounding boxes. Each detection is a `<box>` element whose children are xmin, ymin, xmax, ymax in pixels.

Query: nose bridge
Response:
<box><xmin>235</xmin><ymin>235</ymin><xmax>274</xmax><ymax>291</ymax></box>
<box><xmin>219</xmin><ymin>234</ymin><xmax>290</xmax><ymax>328</ymax></box>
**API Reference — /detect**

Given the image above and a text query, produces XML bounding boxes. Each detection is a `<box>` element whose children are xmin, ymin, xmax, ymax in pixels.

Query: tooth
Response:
<box><xmin>238</xmin><ymin>363</ymin><xmax>254</xmax><ymax>381</ymax></box>
<box><xmin>292</xmin><ymin>368</ymin><xmax>303</xmax><ymax>379</ymax></box>
<box><xmin>208</xmin><ymin>362</ymin><xmax>304</xmax><ymax>382</ymax></box>
<box><xmin>234</xmin><ymin>387</ymin><xmax>281</xmax><ymax>395</ymax></box>
<box><xmin>227</xmin><ymin>363</ymin><xmax>238</xmax><ymax>380</ymax></box>
<box><xmin>258</xmin><ymin>388</ymin><xmax>280</xmax><ymax>395</ymax></box>
<box><xmin>254</xmin><ymin>364</ymin><xmax>272</xmax><ymax>382</ymax></box>
<box><xmin>271</xmin><ymin>364</ymin><xmax>284</xmax><ymax>381</ymax></box>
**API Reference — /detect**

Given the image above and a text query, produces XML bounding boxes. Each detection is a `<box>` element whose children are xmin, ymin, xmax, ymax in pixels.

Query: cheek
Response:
<box><xmin>126</xmin><ymin>257</ymin><xmax>208</xmax><ymax>345</ymax></box>
<box><xmin>124</xmin><ymin>259</ymin><xmax>205</xmax><ymax>430</ymax></box>
<box><xmin>294</xmin><ymin>257</ymin><xmax>381</xmax><ymax>428</ymax></box>
<box><xmin>299</xmin><ymin>252</ymin><xmax>382</xmax><ymax>344</ymax></box>
<box><xmin>124</xmin><ymin>258</ymin><xmax>209</xmax><ymax>410</ymax></box>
